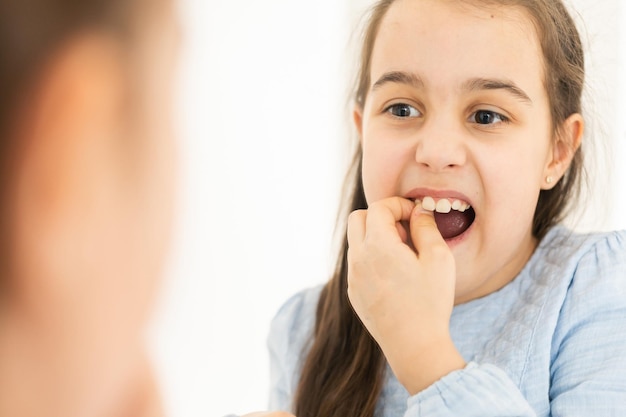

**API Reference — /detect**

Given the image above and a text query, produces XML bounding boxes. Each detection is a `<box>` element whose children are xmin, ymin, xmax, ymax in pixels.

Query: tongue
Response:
<box><xmin>434</xmin><ymin>208</ymin><xmax>475</xmax><ymax>240</ymax></box>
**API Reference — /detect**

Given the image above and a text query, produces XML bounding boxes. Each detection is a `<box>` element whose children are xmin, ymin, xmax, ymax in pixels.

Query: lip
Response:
<box><xmin>404</xmin><ymin>188</ymin><xmax>474</xmax><ymax>207</ymax></box>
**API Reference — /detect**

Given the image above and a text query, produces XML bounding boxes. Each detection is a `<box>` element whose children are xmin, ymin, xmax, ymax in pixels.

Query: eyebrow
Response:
<box><xmin>372</xmin><ymin>71</ymin><xmax>424</xmax><ymax>91</ymax></box>
<box><xmin>462</xmin><ymin>77</ymin><xmax>533</xmax><ymax>105</ymax></box>
<box><xmin>371</xmin><ymin>71</ymin><xmax>532</xmax><ymax>105</ymax></box>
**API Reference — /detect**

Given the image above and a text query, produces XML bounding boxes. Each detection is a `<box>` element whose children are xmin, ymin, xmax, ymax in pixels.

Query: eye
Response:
<box><xmin>385</xmin><ymin>103</ymin><xmax>421</xmax><ymax>118</ymax></box>
<box><xmin>471</xmin><ymin>110</ymin><xmax>508</xmax><ymax>125</ymax></box>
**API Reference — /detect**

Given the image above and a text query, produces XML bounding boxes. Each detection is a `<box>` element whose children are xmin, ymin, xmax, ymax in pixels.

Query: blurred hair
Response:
<box><xmin>294</xmin><ymin>1</ymin><xmax>586</xmax><ymax>416</ymax></box>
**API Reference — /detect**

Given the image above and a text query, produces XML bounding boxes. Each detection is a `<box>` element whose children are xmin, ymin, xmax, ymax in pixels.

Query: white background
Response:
<box><xmin>149</xmin><ymin>1</ymin><xmax>626</xmax><ymax>416</ymax></box>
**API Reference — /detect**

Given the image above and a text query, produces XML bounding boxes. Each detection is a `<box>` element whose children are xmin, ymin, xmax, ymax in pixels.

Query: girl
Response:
<box><xmin>249</xmin><ymin>0</ymin><xmax>626</xmax><ymax>416</ymax></box>
<box><xmin>0</xmin><ymin>0</ymin><xmax>178</xmax><ymax>416</ymax></box>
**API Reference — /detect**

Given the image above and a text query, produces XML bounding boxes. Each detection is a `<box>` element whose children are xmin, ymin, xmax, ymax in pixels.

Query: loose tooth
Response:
<box><xmin>436</xmin><ymin>199</ymin><xmax>452</xmax><ymax>213</ymax></box>
<box><xmin>422</xmin><ymin>196</ymin><xmax>436</xmax><ymax>211</ymax></box>
<box><xmin>451</xmin><ymin>200</ymin><xmax>462</xmax><ymax>211</ymax></box>
<box><xmin>414</xmin><ymin>198</ymin><xmax>421</xmax><ymax>205</ymax></box>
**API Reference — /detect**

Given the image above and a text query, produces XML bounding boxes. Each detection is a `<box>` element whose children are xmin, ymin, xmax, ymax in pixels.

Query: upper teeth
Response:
<box><xmin>416</xmin><ymin>196</ymin><xmax>471</xmax><ymax>213</ymax></box>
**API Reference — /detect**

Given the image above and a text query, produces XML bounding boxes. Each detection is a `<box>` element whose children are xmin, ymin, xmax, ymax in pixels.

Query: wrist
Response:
<box><xmin>385</xmin><ymin>335</ymin><xmax>466</xmax><ymax>395</ymax></box>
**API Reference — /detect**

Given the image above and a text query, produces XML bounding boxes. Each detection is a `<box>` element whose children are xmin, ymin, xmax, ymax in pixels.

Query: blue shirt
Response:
<box><xmin>267</xmin><ymin>227</ymin><xmax>626</xmax><ymax>416</ymax></box>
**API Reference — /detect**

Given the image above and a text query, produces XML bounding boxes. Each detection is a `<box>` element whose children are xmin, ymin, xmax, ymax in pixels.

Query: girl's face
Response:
<box><xmin>356</xmin><ymin>0</ymin><xmax>560</xmax><ymax>303</ymax></box>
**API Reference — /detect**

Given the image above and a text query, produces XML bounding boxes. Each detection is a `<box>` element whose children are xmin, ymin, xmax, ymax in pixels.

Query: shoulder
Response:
<box><xmin>548</xmin><ymin>227</ymin><xmax>626</xmax><ymax>343</ymax></box>
<box><xmin>519</xmin><ymin>227</ymin><xmax>626</xmax><ymax>306</ymax></box>
<box><xmin>555</xmin><ymin>228</ymin><xmax>626</xmax><ymax>298</ymax></box>
<box><xmin>267</xmin><ymin>285</ymin><xmax>324</xmax><ymax>405</ymax></box>
<box><xmin>536</xmin><ymin>227</ymin><xmax>626</xmax><ymax>285</ymax></box>
<box><xmin>570</xmin><ymin>229</ymin><xmax>626</xmax><ymax>309</ymax></box>
<box><xmin>268</xmin><ymin>285</ymin><xmax>324</xmax><ymax>359</ymax></box>
<box><xmin>270</xmin><ymin>285</ymin><xmax>324</xmax><ymax>335</ymax></box>
<box><xmin>547</xmin><ymin>229</ymin><xmax>626</xmax><ymax>410</ymax></box>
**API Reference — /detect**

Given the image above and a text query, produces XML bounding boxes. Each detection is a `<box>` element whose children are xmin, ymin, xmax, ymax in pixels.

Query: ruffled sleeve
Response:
<box><xmin>406</xmin><ymin>362</ymin><xmax>536</xmax><ymax>416</ymax></box>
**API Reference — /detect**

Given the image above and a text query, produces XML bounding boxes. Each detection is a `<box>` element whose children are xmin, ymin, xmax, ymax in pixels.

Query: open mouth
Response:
<box><xmin>417</xmin><ymin>197</ymin><xmax>476</xmax><ymax>240</ymax></box>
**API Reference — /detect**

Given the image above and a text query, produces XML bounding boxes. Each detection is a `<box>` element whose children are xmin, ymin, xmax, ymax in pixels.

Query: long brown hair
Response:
<box><xmin>294</xmin><ymin>1</ymin><xmax>585</xmax><ymax>416</ymax></box>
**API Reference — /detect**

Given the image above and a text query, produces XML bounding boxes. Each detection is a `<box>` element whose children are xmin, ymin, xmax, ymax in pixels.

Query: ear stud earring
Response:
<box><xmin>546</xmin><ymin>176</ymin><xmax>554</xmax><ymax>184</ymax></box>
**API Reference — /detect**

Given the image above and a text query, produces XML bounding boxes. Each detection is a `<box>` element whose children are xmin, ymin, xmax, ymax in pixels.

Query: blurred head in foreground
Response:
<box><xmin>0</xmin><ymin>0</ymin><xmax>178</xmax><ymax>416</ymax></box>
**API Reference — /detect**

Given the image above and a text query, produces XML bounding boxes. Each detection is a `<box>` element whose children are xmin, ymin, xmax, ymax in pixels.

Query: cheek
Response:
<box><xmin>361</xmin><ymin>127</ymin><xmax>412</xmax><ymax>202</ymax></box>
<box><xmin>476</xmin><ymin>137</ymin><xmax>548</xmax><ymax>225</ymax></box>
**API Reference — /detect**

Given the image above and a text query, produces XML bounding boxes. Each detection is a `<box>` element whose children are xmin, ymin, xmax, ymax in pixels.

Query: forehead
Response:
<box><xmin>370</xmin><ymin>0</ymin><xmax>545</xmax><ymax>98</ymax></box>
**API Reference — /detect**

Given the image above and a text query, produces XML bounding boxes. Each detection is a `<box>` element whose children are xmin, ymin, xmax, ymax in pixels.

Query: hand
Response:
<box><xmin>347</xmin><ymin>197</ymin><xmax>465</xmax><ymax>394</ymax></box>
<box><xmin>241</xmin><ymin>412</ymin><xmax>296</xmax><ymax>417</ymax></box>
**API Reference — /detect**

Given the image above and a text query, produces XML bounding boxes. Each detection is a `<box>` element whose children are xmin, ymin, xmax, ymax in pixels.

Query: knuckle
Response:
<box><xmin>369</xmin><ymin>197</ymin><xmax>395</xmax><ymax>213</ymax></box>
<box><xmin>348</xmin><ymin>209</ymin><xmax>366</xmax><ymax>221</ymax></box>
<box><xmin>366</xmin><ymin>201</ymin><xmax>382</xmax><ymax>216</ymax></box>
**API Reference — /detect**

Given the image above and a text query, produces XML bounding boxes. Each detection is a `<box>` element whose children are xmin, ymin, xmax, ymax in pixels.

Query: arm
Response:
<box><xmin>268</xmin><ymin>312</ymin><xmax>292</xmax><ymax>411</ymax></box>
<box><xmin>267</xmin><ymin>288</ymin><xmax>320</xmax><ymax>410</ymax></box>
<box><xmin>549</xmin><ymin>233</ymin><xmax>626</xmax><ymax>415</ymax></box>
<box><xmin>405</xmin><ymin>363</ymin><xmax>536</xmax><ymax>417</ymax></box>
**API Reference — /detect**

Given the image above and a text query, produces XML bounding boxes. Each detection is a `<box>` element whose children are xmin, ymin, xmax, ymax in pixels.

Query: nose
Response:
<box><xmin>414</xmin><ymin>116</ymin><xmax>467</xmax><ymax>171</ymax></box>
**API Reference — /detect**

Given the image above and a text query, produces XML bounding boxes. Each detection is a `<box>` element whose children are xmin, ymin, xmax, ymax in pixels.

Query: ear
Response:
<box><xmin>541</xmin><ymin>113</ymin><xmax>584</xmax><ymax>190</ymax></box>
<box><xmin>353</xmin><ymin>105</ymin><xmax>364</xmax><ymax>141</ymax></box>
<box><xmin>9</xmin><ymin>34</ymin><xmax>127</xmax><ymax>310</ymax></box>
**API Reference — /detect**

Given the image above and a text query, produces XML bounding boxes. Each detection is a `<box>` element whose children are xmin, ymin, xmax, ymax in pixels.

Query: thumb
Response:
<box><xmin>410</xmin><ymin>203</ymin><xmax>447</xmax><ymax>257</ymax></box>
